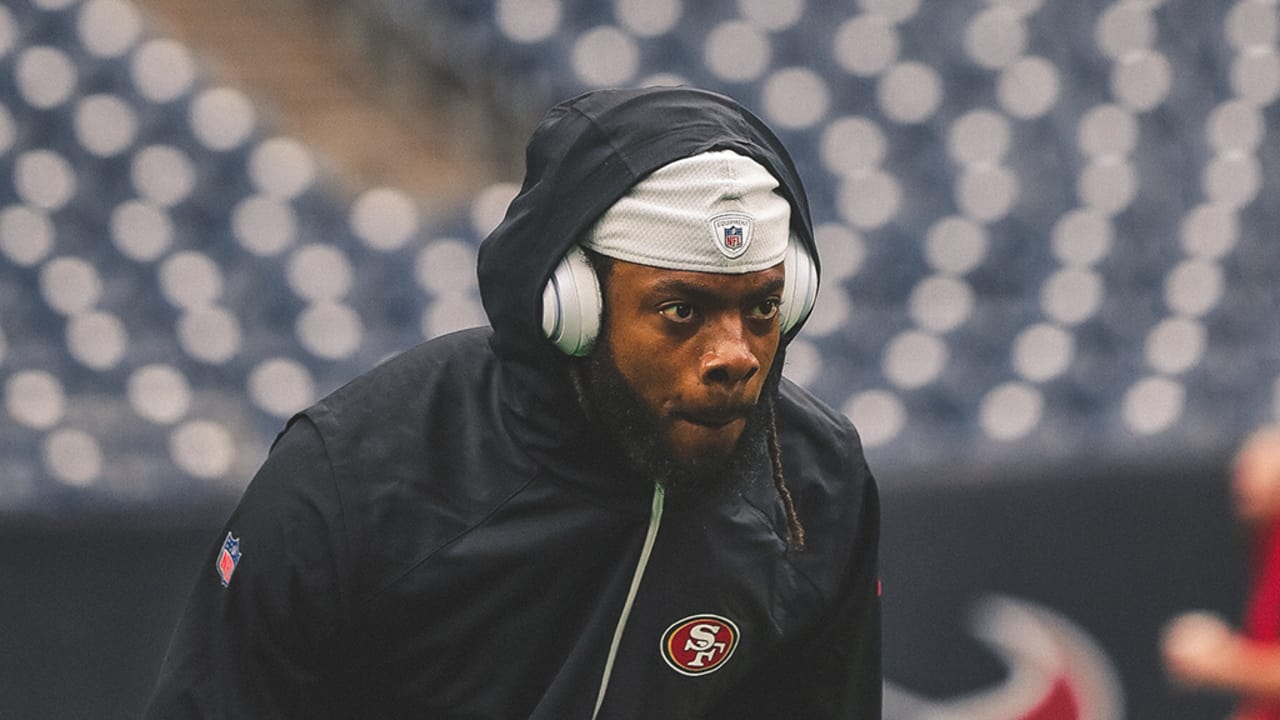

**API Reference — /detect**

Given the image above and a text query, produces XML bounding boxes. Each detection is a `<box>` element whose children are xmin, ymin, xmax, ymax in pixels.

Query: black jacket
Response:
<box><xmin>146</xmin><ymin>87</ymin><xmax>880</xmax><ymax>719</ymax></box>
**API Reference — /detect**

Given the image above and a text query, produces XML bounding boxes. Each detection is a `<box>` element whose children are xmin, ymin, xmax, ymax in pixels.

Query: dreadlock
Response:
<box><xmin>766</xmin><ymin>395</ymin><xmax>805</xmax><ymax>551</ymax></box>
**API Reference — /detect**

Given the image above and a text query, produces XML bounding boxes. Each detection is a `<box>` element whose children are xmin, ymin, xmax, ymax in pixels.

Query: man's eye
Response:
<box><xmin>750</xmin><ymin>299</ymin><xmax>780</xmax><ymax>320</ymax></box>
<box><xmin>659</xmin><ymin>303</ymin><xmax>696</xmax><ymax>321</ymax></box>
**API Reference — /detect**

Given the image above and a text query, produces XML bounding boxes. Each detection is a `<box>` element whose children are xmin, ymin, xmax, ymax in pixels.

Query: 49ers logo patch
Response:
<box><xmin>660</xmin><ymin>614</ymin><xmax>739</xmax><ymax>676</ymax></box>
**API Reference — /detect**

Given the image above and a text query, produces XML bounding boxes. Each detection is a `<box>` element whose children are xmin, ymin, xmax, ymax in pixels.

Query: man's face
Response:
<box><xmin>593</xmin><ymin>259</ymin><xmax>785</xmax><ymax>467</ymax></box>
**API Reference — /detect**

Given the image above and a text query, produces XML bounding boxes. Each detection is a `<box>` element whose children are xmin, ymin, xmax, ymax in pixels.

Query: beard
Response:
<box><xmin>576</xmin><ymin>342</ymin><xmax>778</xmax><ymax>506</ymax></box>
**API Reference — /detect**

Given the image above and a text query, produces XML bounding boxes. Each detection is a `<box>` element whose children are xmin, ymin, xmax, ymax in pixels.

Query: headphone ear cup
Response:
<box><xmin>779</xmin><ymin>232</ymin><xmax>818</xmax><ymax>334</ymax></box>
<box><xmin>541</xmin><ymin>245</ymin><xmax>602</xmax><ymax>356</ymax></box>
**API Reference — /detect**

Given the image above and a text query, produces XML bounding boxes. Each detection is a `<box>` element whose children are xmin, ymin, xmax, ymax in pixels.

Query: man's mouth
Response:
<box><xmin>675</xmin><ymin>407</ymin><xmax>752</xmax><ymax>428</ymax></box>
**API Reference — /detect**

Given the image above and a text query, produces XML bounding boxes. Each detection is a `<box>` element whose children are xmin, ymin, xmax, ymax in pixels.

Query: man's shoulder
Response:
<box><xmin>288</xmin><ymin>327</ymin><xmax>498</xmax><ymax>458</ymax></box>
<box><xmin>772</xmin><ymin>378</ymin><xmax>878</xmax><ymax>565</ymax></box>
<box><xmin>773</xmin><ymin>377</ymin><xmax>875</xmax><ymax>504</ymax></box>
<box><xmin>319</xmin><ymin>328</ymin><xmax>493</xmax><ymax>413</ymax></box>
<box><xmin>775</xmin><ymin>377</ymin><xmax>861</xmax><ymax>454</ymax></box>
<box><xmin>255</xmin><ymin>328</ymin><xmax>538</xmax><ymax>604</ymax></box>
<box><xmin>361</xmin><ymin>326</ymin><xmax>494</xmax><ymax>385</ymax></box>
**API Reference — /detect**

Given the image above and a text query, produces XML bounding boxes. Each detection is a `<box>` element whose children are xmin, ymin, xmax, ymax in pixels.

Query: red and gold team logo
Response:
<box><xmin>660</xmin><ymin>614</ymin><xmax>740</xmax><ymax>676</ymax></box>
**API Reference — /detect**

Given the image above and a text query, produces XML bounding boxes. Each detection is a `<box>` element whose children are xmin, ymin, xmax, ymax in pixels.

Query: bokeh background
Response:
<box><xmin>1</xmin><ymin>0</ymin><xmax>1276</xmax><ymax>717</ymax></box>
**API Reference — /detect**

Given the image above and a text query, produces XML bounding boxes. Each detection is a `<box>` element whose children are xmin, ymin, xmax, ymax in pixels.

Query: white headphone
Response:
<box><xmin>541</xmin><ymin>232</ymin><xmax>818</xmax><ymax>356</ymax></box>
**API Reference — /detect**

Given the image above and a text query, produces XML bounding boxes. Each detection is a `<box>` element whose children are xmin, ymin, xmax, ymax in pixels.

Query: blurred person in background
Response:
<box><xmin>1163</xmin><ymin>424</ymin><xmax>1280</xmax><ymax>720</ymax></box>
<box><xmin>144</xmin><ymin>86</ymin><xmax>880</xmax><ymax>719</ymax></box>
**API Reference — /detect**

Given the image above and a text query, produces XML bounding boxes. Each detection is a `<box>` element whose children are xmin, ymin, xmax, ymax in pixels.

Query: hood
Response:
<box><xmin>479</xmin><ymin>85</ymin><xmax>819</xmax><ymax>375</ymax></box>
<box><xmin>475</xmin><ymin>86</ymin><xmax>821</xmax><ymax>492</ymax></box>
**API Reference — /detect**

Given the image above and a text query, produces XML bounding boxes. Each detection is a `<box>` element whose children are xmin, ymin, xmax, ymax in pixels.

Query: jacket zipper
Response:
<box><xmin>591</xmin><ymin>482</ymin><xmax>665</xmax><ymax>720</ymax></box>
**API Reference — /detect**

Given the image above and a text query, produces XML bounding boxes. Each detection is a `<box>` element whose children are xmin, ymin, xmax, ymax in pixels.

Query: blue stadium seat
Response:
<box><xmin>2</xmin><ymin>0</ymin><xmax>1280</xmax><ymax>511</ymax></box>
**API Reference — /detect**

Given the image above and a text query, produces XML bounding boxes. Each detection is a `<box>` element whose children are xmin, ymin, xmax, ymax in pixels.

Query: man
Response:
<box><xmin>1163</xmin><ymin>425</ymin><xmax>1280</xmax><ymax>720</ymax></box>
<box><xmin>145</xmin><ymin>86</ymin><xmax>880</xmax><ymax>719</ymax></box>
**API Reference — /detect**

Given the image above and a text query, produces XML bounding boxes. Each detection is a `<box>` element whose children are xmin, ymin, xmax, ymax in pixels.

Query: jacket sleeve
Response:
<box><xmin>710</xmin><ymin>471</ymin><xmax>882</xmax><ymax>719</ymax></box>
<box><xmin>144</xmin><ymin>415</ymin><xmax>351</xmax><ymax>720</ymax></box>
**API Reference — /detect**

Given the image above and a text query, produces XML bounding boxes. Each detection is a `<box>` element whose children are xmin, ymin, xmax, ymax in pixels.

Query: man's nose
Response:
<box><xmin>700</xmin><ymin>320</ymin><xmax>759</xmax><ymax>387</ymax></box>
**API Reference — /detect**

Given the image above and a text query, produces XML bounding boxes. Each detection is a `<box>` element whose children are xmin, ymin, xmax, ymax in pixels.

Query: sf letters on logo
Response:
<box><xmin>661</xmin><ymin>614</ymin><xmax>739</xmax><ymax>676</ymax></box>
<box><xmin>685</xmin><ymin>623</ymin><xmax>727</xmax><ymax>667</ymax></box>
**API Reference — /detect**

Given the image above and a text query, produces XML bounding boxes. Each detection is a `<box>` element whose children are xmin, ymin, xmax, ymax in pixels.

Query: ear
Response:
<box><xmin>541</xmin><ymin>245</ymin><xmax>602</xmax><ymax>356</ymax></box>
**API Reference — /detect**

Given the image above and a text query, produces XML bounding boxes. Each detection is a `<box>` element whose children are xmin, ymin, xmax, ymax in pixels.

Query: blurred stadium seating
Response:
<box><xmin>0</xmin><ymin>0</ymin><xmax>495</xmax><ymax>516</ymax></box>
<box><xmin>0</xmin><ymin>0</ymin><xmax>1276</xmax><ymax>717</ymax></box>
<box><xmin>2</xmin><ymin>0</ymin><xmax>1276</xmax><ymax>515</ymax></box>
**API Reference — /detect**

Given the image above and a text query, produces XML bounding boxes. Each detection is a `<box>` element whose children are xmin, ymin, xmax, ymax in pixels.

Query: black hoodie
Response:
<box><xmin>146</xmin><ymin>86</ymin><xmax>880</xmax><ymax>719</ymax></box>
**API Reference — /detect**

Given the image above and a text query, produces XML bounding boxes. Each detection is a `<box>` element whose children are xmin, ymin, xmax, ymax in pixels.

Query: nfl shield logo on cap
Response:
<box><xmin>709</xmin><ymin>213</ymin><xmax>753</xmax><ymax>259</ymax></box>
<box><xmin>216</xmin><ymin>532</ymin><xmax>242</xmax><ymax>587</ymax></box>
<box><xmin>723</xmin><ymin>225</ymin><xmax>744</xmax><ymax>250</ymax></box>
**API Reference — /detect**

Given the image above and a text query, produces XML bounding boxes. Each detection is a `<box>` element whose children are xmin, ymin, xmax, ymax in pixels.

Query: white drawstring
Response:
<box><xmin>591</xmin><ymin>483</ymin><xmax>665</xmax><ymax>720</ymax></box>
